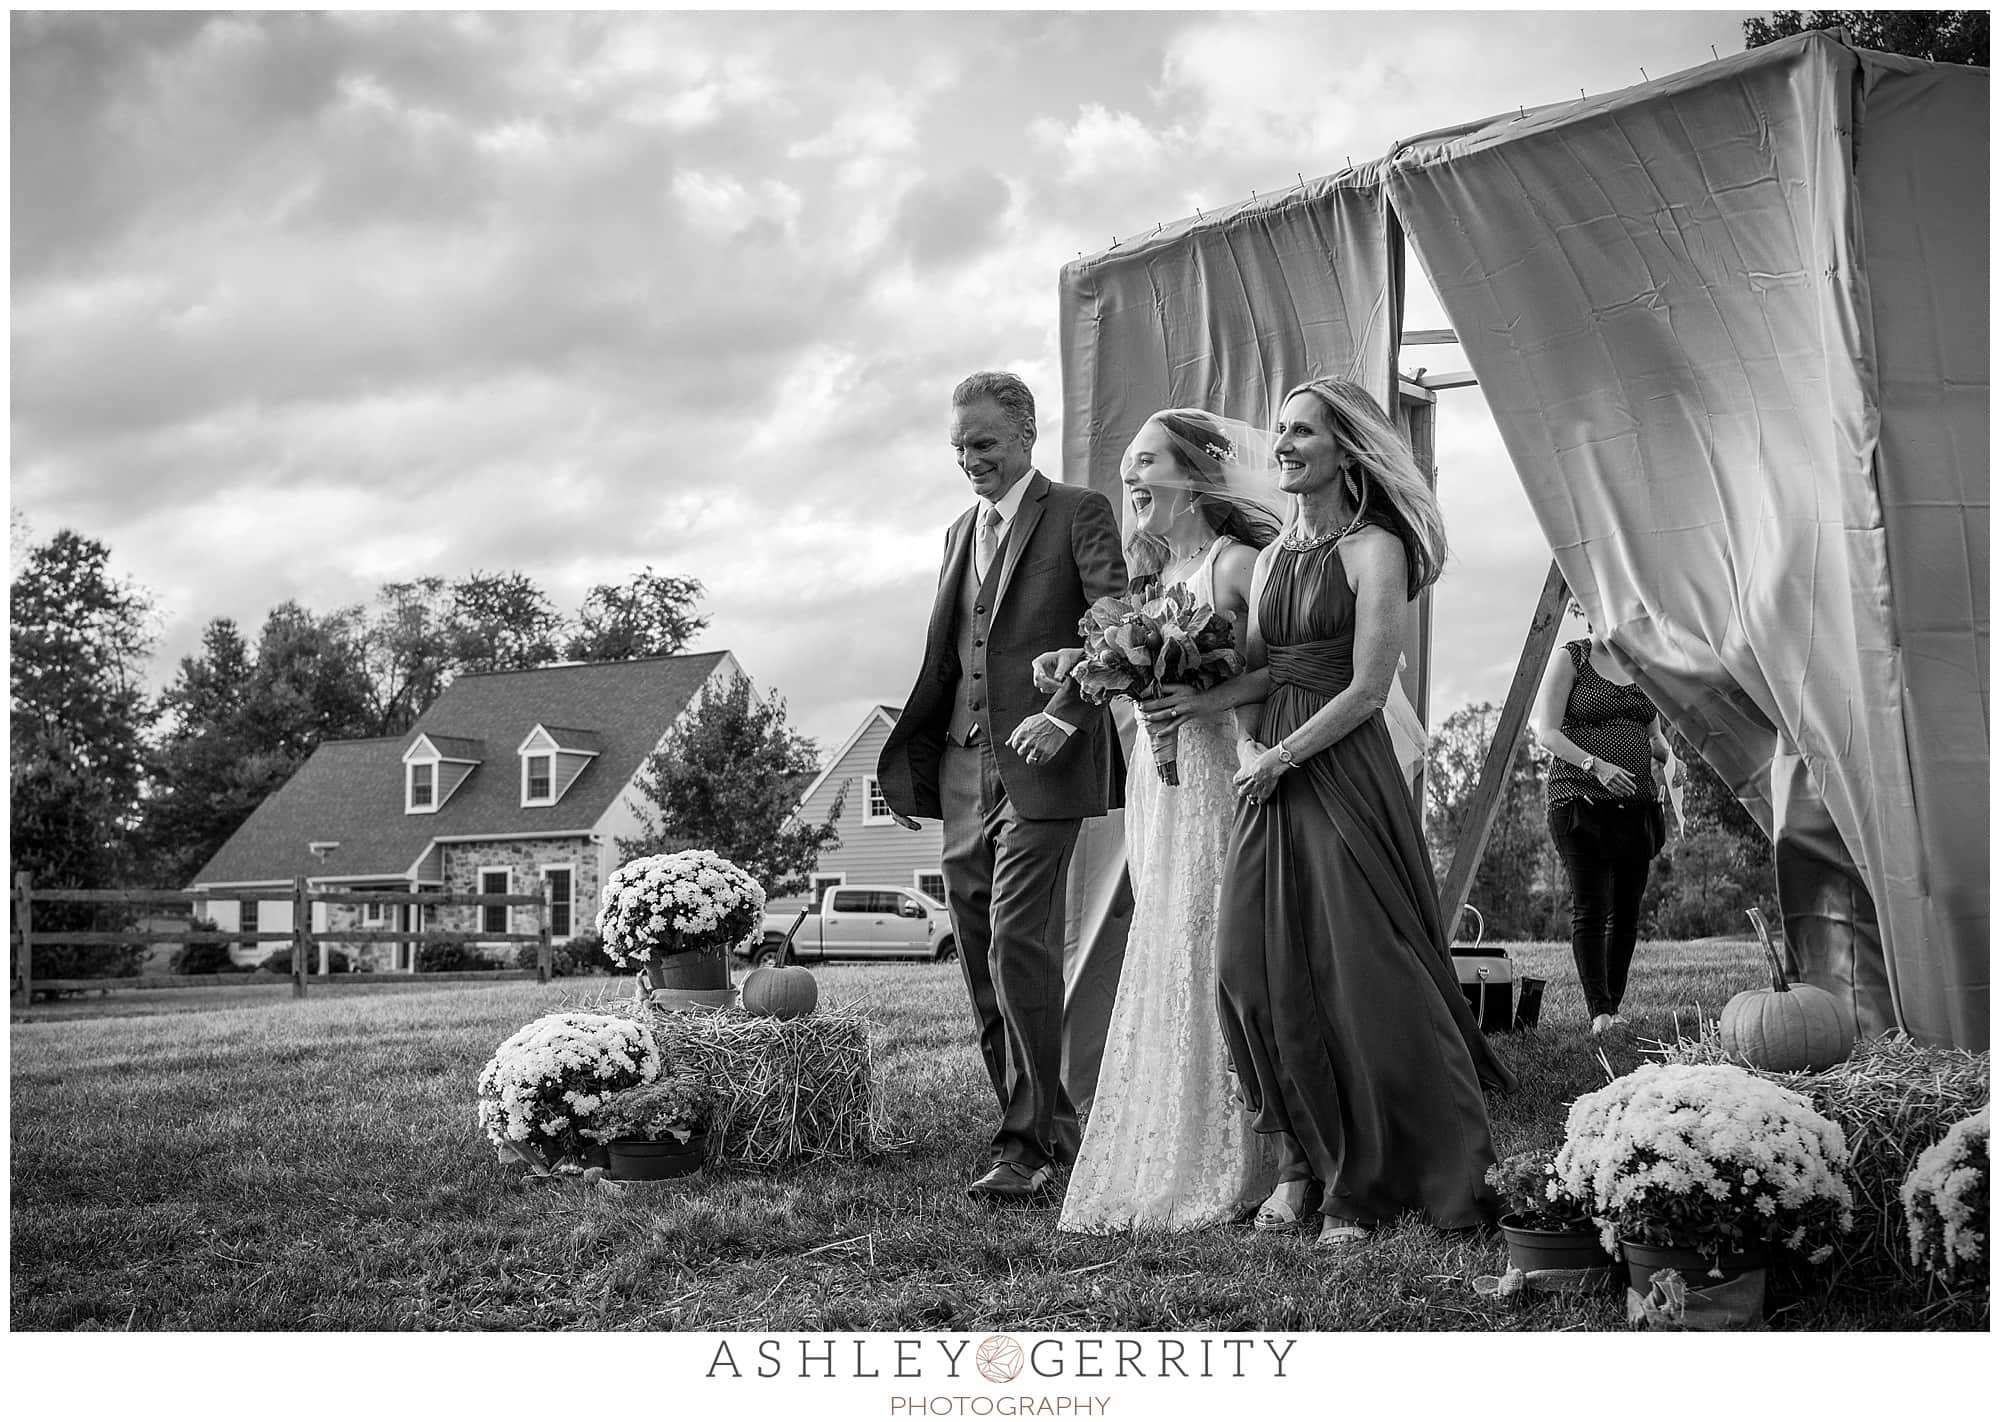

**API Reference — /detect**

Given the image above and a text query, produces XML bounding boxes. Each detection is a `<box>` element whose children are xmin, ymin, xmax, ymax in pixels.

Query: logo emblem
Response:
<box><xmin>975</xmin><ymin>1334</ymin><xmax>1024</xmax><ymax>1383</ymax></box>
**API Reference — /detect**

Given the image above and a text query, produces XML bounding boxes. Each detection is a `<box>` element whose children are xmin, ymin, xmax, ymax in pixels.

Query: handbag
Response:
<box><xmin>1448</xmin><ymin>904</ymin><xmax>1541</xmax><ymax>1033</ymax></box>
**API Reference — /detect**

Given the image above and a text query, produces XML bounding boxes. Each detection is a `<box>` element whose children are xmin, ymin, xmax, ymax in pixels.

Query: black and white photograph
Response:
<box><xmin>8</xmin><ymin>4</ymin><xmax>1989</xmax><ymax>1402</ymax></box>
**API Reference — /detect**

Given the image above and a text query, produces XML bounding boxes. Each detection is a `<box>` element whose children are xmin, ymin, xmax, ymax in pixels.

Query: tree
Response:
<box><xmin>567</xmin><ymin>568</ymin><xmax>707</xmax><ymax>663</ymax></box>
<box><xmin>242</xmin><ymin>601</ymin><xmax>376</xmax><ymax>760</ymax></box>
<box><xmin>1637</xmin><ymin>730</ymin><xmax>1778</xmax><ymax>939</ymax></box>
<box><xmin>137</xmin><ymin>619</ymin><xmax>285</xmax><ymax>886</ymax></box>
<box><xmin>1422</xmin><ymin>702</ymin><xmax>1561</xmax><ymax>940</ymax></box>
<box><xmin>619</xmin><ymin>673</ymin><xmax>843</xmax><ymax>898</ymax></box>
<box><xmin>448</xmin><ymin>570</ymin><xmax>564</xmax><ymax>674</ymax></box>
<box><xmin>10</xmin><ymin>530</ymin><xmax>157</xmax><ymax>974</ymax></box>
<box><xmin>1744</xmin><ymin>10</ymin><xmax>1987</xmax><ymax>64</ymax></box>
<box><xmin>360</xmin><ymin>577</ymin><xmax>455</xmax><ymax>736</ymax></box>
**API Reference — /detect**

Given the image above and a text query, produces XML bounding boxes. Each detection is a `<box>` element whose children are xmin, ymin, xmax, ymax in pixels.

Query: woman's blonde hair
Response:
<box><xmin>1282</xmin><ymin>378</ymin><xmax>1447</xmax><ymax>598</ymax></box>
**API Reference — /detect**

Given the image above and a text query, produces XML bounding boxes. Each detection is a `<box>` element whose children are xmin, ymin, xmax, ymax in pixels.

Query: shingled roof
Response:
<box><xmin>190</xmin><ymin>652</ymin><xmax>731</xmax><ymax>886</ymax></box>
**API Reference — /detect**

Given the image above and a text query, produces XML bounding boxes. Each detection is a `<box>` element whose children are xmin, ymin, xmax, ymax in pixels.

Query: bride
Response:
<box><xmin>1039</xmin><ymin>409</ymin><xmax>1283</xmax><ymax>1232</ymax></box>
<box><xmin>1044</xmin><ymin>407</ymin><xmax>1431</xmax><ymax>1234</ymax></box>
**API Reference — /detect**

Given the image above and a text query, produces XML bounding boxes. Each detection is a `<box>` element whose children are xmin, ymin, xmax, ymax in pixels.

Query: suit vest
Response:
<box><xmin>946</xmin><ymin>524</ymin><xmax>1010</xmax><ymax>746</ymax></box>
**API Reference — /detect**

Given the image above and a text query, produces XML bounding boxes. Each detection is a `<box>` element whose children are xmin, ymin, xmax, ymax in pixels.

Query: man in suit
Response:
<box><xmin>879</xmin><ymin>370</ymin><xmax>1127</xmax><ymax>1202</ymax></box>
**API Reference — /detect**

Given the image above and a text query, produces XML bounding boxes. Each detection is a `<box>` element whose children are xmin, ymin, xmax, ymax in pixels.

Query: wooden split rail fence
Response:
<box><xmin>9</xmin><ymin>872</ymin><xmax>556</xmax><ymax>1006</ymax></box>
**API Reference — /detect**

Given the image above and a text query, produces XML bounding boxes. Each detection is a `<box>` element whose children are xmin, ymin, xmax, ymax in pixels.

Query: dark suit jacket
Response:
<box><xmin>879</xmin><ymin>470</ymin><xmax>1127</xmax><ymax>822</ymax></box>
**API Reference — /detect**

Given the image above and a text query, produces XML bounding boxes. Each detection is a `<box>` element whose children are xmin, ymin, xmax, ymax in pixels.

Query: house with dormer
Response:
<box><xmin>189</xmin><ymin>652</ymin><xmax>741</xmax><ymax>967</ymax></box>
<box><xmin>765</xmin><ymin>704</ymin><xmax>947</xmax><ymax>915</ymax></box>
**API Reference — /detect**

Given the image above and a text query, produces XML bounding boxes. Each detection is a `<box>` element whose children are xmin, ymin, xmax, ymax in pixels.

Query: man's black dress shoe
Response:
<box><xmin>966</xmin><ymin>1160</ymin><xmax>1055</xmax><ymax>1203</ymax></box>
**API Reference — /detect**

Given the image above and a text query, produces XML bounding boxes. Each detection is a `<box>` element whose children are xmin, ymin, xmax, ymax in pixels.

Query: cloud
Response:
<box><xmin>1030</xmin><ymin>104</ymin><xmax>1169</xmax><ymax>184</ymax></box>
<box><xmin>893</xmin><ymin>167</ymin><xmax>1012</xmax><ymax>269</ymax></box>
<box><xmin>9</xmin><ymin>9</ymin><xmax>1758</xmax><ymax>753</ymax></box>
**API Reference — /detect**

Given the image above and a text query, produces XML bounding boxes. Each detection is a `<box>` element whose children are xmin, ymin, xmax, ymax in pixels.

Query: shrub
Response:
<box><xmin>171</xmin><ymin>923</ymin><xmax>250</xmax><ymax>976</ymax></box>
<box><xmin>416</xmin><ymin>942</ymin><xmax>501</xmax><ymax>973</ymax></box>
<box><xmin>255</xmin><ymin>946</ymin><xmax>353</xmax><ymax>975</ymax></box>
<box><xmin>512</xmin><ymin>931</ymin><xmax>618</xmax><ymax>977</ymax></box>
<box><xmin>14</xmin><ymin>940</ymin><xmax>150</xmax><ymax>995</ymax></box>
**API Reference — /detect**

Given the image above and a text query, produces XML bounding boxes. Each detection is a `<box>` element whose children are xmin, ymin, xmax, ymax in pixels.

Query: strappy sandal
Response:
<box><xmin>1316</xmin><ymin>1218</ymin><xmax>1373</xmax><ymax>1249</ymax></box>
<box><xmin>1253</xmin><ymin>1181</ymin><xmax>1317</xmax><ymax>1233</ymax></box>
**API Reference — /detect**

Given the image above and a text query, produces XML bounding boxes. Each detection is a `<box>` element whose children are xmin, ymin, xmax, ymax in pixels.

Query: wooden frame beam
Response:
<box><xmin>1435</xmin><ymin>559</ymin><xmax>1568</xmax><ymax>943</ymax></box>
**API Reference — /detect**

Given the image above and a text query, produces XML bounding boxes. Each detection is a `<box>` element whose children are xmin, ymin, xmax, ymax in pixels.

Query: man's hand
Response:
<box><xmin>1007</xmin><ymin>713</ymin><xmax>1069</xmax><ymax>766</ymax></box>
<box><xmin>890</xmin><ymin>810</ymin><xmax>921</xmax><ymax>832</ymax></box>
<box><xmin>1032</xmin><ymin>647</ymin><xmax>1085</xmax><ymax>693</ymax></box>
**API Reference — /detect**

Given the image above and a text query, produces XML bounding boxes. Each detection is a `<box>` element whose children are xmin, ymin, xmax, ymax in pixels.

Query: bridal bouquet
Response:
<box><xmin>1552</xmin><ymin>1062</ymin><xmax>1855</xmax><ymax>1271</ymax></box>
<box><xmin>1070</xmin><ymin>583</ymin><xmax>1243</xmax><ymax>785</ymax></box>
<box><xmin>477</xmin><ymin>1011</ymin><xmax>662</xmax><ymax>1166</ymax></box>
<box><xmin>597</xmin><ymin>849</ymin><xmax>766</xmax><ymax>969</ymax></box>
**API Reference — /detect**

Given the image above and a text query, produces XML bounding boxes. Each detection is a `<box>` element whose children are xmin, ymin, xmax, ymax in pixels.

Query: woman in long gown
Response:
<box><xmin>1047</xmin><ymin>409</ymin><xmax>1284</xmax><ymax>1233</ymax></box>
<box><xmin>1145</xmin><ymin>379</ymin><xmax>1517</xmax><ymax>1248</ymax></box>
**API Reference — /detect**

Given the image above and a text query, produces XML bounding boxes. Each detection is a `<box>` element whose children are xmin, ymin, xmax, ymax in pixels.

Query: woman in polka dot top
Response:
<box><xmin>1530</xmin><ymin>597</ymin><xmax>1680</xmax><ymax>1037</ymax></box>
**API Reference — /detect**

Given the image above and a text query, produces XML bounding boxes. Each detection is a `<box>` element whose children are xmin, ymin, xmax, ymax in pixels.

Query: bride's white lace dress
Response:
<box><xmin>1059</xmin><ymin>539</ymin><xmax>1279</xmax><ymax>1233</ymax></box>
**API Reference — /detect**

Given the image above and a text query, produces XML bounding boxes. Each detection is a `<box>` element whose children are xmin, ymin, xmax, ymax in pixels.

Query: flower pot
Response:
<box><xmin>642</xmin><ymin>947</ymin><xmax>729</xmax><ymax>993</ymax></box>
<box><xmin>1620</xmin><ymin>1237</ymin><xmax>1767</xmax><ymax>1288</ymax></box>
<box><xmin>607</xmin><ymin>1131</ymin><xmax>708</xmax><ymax>1182</ymax></box>
<box><xmin>1499</xmin><ymin>1214</ymin><xmax>1616</xmax><ymax>1274</ymax></box>
<box><xmin>1621</xmin><ymin>1238</ymin><xmax>1769</xmax><ymax>1330</ymax></box>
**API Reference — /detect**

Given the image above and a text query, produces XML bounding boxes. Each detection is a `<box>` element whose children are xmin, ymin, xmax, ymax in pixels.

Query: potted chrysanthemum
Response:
<box><xmin>1554</xmin><ymin>1062</ymin><xmax>1855</xmax><ymax>1320</ymax></box>
<box><xmin>476</xmin><ymin>1011</ymin><xmax>661</xmax><ymax>1171</ymax></box>
<box><xmin>597</xmin><ymin>849</ymin><xmax>766</xmax><ymax>1006</ymax></box>
<box><xmin>582</xmin><ymin>1076</ymin><xmax>726</xmax><ymax>1182</ymax></box>
<box><xmin>1901</xmin><ymin>1105</ymin><xmax>1989</xmax><ymax>1288</ymax></box>
<box><xmin>1487</xmin><ymin>1148</ymin><xmax>1614</xmax><ymax>1277</ymax></box>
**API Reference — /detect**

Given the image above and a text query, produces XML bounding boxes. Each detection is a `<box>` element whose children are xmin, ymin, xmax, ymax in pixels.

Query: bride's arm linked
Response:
<box><xmin>1232</xmin><ymin>527</ymin><xmax>1407</xmax><ymax>800</ymax></box>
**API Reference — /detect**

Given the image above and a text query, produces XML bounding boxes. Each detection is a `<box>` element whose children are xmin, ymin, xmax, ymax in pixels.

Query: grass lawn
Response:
<box><xmin>7</xmin><ymin>939</ymin><xmax>1970</xmax><ymax>1331</ymax></box>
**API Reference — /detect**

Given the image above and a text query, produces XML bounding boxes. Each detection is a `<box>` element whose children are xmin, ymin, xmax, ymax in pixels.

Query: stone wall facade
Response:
<box><xmin>439</xmin><ymin>836</ymin><xmax>602</xmax><ymax>962</ymax></box>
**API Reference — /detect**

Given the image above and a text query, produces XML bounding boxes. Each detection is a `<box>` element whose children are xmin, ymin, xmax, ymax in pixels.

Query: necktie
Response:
<box><xmin>976</xmin><ymin>506</ymin><xmax>1003</xmax><ymax>581</ymax></box>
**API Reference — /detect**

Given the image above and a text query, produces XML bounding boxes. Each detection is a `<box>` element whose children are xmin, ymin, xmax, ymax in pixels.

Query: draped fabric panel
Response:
<box><xmin>1849</xmin><ymin>47</ymin><xmax>1990</xmax><ymax>1046</ymax></box>
<box><xmin>1058</xmin><ymin>173</ymin><xmax>1399</xmax><ymax>506</ymax></box>
<box><xmin>1054</xmin><ymin>177</ymin><xmax>1400</xmax><ymax>1104</ymax></box>
<box><xmin>1386</xmin><ymin>31</ymin><xmax>1987</xmax><ymax>1047</ymax></box>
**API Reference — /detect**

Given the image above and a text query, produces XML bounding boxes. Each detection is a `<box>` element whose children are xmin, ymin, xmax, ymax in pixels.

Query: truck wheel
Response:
<box><xmin>934</xmin><ymin>936</ymin><xmax>957</xmax><ymax>963</ymax></box>
<box><xmin>754</xmin><ymin>941</ymin><xmax>785</xmax><ymax>968</ymax></box>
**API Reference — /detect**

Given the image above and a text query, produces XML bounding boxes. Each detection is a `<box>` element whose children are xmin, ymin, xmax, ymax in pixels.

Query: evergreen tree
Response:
<box><xmin>10</xmin><ymin>530</ymin><xmax>156</xmax><ymax>974</ymax></box>
<box><xmin>620</xmin><ymin>673</ymin><xmax>842</xmax><ymax>898</ymax></box>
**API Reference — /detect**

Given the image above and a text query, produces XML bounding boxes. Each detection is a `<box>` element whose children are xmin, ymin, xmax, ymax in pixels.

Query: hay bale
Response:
<box><xmin>1656</xmin><ymin>1027</ymin><xmax>1989</xmax><ymax>1303</ymax></box>
<box><xmin>611</xmin><ymin>1001</ymin><xmax>883</xmax><ymax>1172</ymax></box>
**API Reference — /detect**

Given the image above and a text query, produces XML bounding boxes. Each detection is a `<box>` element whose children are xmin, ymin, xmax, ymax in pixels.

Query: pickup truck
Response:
<box><xmin>746</xmin><ymin>885</ymin><xmax>957</xmax><ymax>967</ymax></box>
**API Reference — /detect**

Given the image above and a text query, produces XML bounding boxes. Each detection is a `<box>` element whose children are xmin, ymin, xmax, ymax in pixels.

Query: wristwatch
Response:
<box><xmin>1579</xmin><ymin>755</ymin><xmax>1597</xmax><ymax>776</ymax></box>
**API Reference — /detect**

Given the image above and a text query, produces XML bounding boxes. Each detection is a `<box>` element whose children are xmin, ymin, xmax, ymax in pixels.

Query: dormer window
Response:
<box><xmin>403</xmin><ymin>733</ymin><xmax>483</xmax><ymax>815</ymax></box>
<box><xmin>523</xmin><ymin>754</ymin><xmax>553</xmax><ymax>805</ymax></box>
<box><xmin>517</xmin><ymin>724</ymin><xmax>600</xmax><ymax>808</ymax></box>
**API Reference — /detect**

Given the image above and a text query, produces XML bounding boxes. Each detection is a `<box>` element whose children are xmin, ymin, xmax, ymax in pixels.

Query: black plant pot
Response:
<box><xmin>607</xmin><ymin>1130</ymin><xmax>708</xmax><ymax>1181</ymax></box>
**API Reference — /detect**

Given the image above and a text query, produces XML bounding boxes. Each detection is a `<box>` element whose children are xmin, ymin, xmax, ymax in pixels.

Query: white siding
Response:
<box><xmin>767</xmin><ymin>713</ymin><xmax>944</xmax><ymax>912</ymax></box>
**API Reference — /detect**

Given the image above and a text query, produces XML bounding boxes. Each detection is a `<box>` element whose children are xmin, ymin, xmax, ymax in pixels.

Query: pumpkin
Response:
<box><xmin>1718</xmin><ymin>908</ymin><xmax>1855</xmax><ymax>1072</ymax></box>
<box><xmin>741</xmin><ymin>965</ymin><xmax>818</xmax><ymax>1020</ymax></box>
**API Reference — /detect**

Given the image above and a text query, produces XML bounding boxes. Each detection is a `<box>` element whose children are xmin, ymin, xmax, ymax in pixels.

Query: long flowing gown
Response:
<box><xmin>1216</xmin><ymin>532</ymin><xmax>1516</xmax><ymax>1229</ymax></box>
<box><xmin>1059</xmin><ymin>540</ymin><xmax>1280</xmax><ymax>1233</ymax></box>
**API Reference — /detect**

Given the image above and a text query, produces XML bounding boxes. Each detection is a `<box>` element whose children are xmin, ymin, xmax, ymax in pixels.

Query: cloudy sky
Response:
<box><xmin>11</xmin><ymin>6</ymin><xmax>1759</xmax><ymax>753</ymax></box>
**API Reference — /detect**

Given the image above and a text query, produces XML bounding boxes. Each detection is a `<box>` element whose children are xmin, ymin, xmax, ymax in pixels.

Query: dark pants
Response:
<box><xmin>1549</xmin><ymin>799</ymin><xmax>1659</xmax><ymax>1018</ymax></box>
<box><xmin>940</xmin><ymin>741</ymin><xmax>1082</xmax><ymax>1171</ymax></box>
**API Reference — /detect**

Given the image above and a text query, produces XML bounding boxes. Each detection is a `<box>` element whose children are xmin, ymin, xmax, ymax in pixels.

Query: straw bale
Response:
<box><xmin>612</xmin><ymin>1000</ymin><xmax>884</xmax><ymax>1172</ymax></box>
